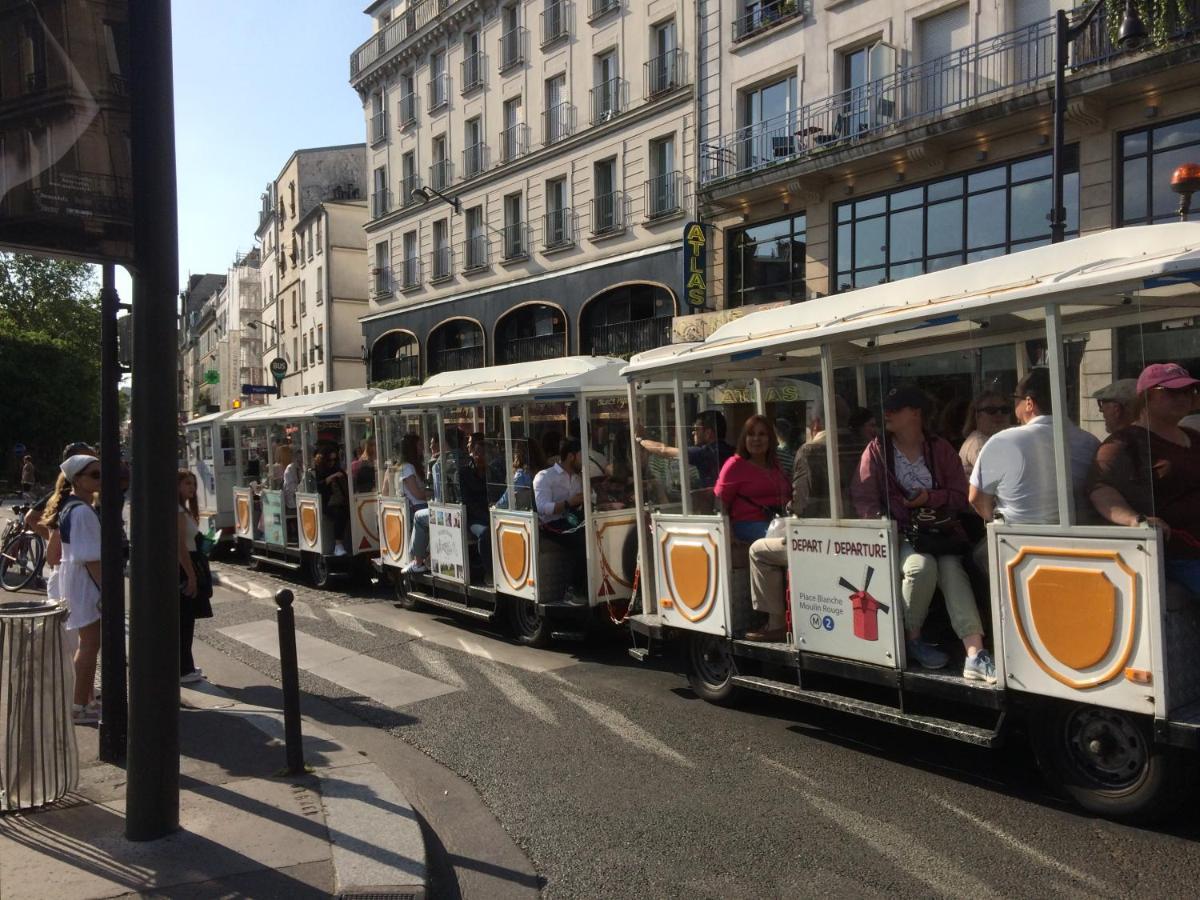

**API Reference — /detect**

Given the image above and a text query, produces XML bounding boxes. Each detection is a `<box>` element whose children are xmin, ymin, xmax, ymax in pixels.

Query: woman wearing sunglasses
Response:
<box><xmin>43</xmin><ymin>454</ymin><xmax>103</xmax><ymax>724</ymax></box>
<box><xmin>1090</xmin><ymin>363</ymin><xmax>1200</xmax><ymax>597</ymax></box>
<box><xmin>959</xmin><ymin>391</ymin><xmax>1012</xmax><ymax>481</ymax></box>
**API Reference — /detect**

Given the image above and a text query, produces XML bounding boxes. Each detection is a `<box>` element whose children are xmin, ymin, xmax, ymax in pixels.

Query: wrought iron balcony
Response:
<box><xmin>430</xmin><ymin>245</ymin><xmax>454</xmax><ymax>282</ymax></box>
<box><xmin>500</xmin><ymin>26</ymin><xmax>527</xmax><ymax>71</ymax></box>
<box><xmin>733</xmin><ymin>0</ymin><xmax>805</xmax><ymax>42</ymax></box>
<box><xmin>584</xmin><ymin>316</ymin><xmax>673</xmax><ymax>358</ymax></box>
<box><xmin>462</xmin><ymin>52</ymin><xmax>487</xmax><ymax>94</ymax></box>
<box><xmin>645</xmin><ymin>172</ymin><xmax>683</xmax><ymax>220</ymax></box>
<box><xmin>462</xmin><ymin>142</ymin><xmax>488</xmax><ymax>179</ymax></box>
<box><xmin>350</xmin><ymin>0</ymin><xmax>450</xmax><ymax>79</ymax></box>
<box><xmin>431</xmin><ymin>344</ymin><xmax>483</xmax><ymax>374</ymax></box>
<box><xmin>501</xmin><ymin>223</ymin><xmax>530</xmax><ymax>260</ymax></box>
<box><xmin>591</xmin><ymin>190</ymin><xmax>626</xmax><ymax>236</ymax></box>
<box><xmin>371</xmin><ymin>266</ymin><xmax>392</xmax><ymax>296</ymax></box>
<box><xmin>372</xmin><ymin>354</ymin><xmax>420</xmax><ymax>383</ymax></box>
<box><xmin>541</xmin><ymin>0</ymin><xmax>570</xmax><ymax>47</ymax></box>
<box><xmin>429</xmin><ymin>159</ymin><xmax>453</xmax><ymax>191</ymax></box>
<box><xmin>402</xmin><ymin>256</ymin><xmax>422</xmax><ymax>289</ymax></box>
<box><xmin>702</xmin><ymin>6</ymin><xmax>1198</xmax><ymax>186</ymax></box>
<box><xmin>543</xmin><ymin>102</ymin><xmax>575</xmax><ymax>145</ymax></box>
<box><xmin>371</xmin><ymin>110</ymin><xmax>389</xmax><ymax>144</ymax></box>
<box><xmin>371</xmin><ymin>189</ymin><xmax>391</xmax><ymax>219</ymax></box>
<box><xmin>501</xmin><ymin>123</ymin><xmax>529</xmax><ymax>163</ymax></box>
<box><xmin>543</xmin><ymin>207</ymin><xmax>575</xmax><ymax>250</ymax></box>
<box><xmin>498</xmin><ymin>333</ymin><xmax>565</xmax><ymax>365</ymax></box>
<box><xmin>589</xmin><ymin>0</ymin><xmax>620</xmax><ymax>21</ymax></box>
<box><xmin>398</xmin><ymin>93</ymin><xmax>417</xmax><ymax>127</ymax></box>
<box><xmin>645</xmin><ymin>48</ymin><xmax>685</xmax><ymax>99</ymax></box>
<box><xmin>401</xmin><ymin>174</ymin><xmax>422</xmax><ymax>207</ymax></box>
<box><xmin>590</xmin><ymin>78</ymin><xmax>625</xmax><ymax>125</ymax></box>
<box><xmin>461</xmin><ymin>235</ymin><xmax>490</xmax><ymax>271</ymax></box>
<box><xmin>428</xmin><ymin>73</ymin><xmax>449</xmax><ymax>112</ymax></box>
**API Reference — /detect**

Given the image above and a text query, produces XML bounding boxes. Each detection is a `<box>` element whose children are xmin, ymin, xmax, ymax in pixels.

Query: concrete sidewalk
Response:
<box><xmin>0</xmin><ymin>678</ymin><xmax>426</xmax><ymax>899</ymax></box>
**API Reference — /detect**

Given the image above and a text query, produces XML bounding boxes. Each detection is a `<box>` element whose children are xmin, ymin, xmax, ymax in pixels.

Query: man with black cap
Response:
<box><xmin>1094</xmin><ymin>378</ymin><xmax>1138</xmax><ymax>435</ymax></box>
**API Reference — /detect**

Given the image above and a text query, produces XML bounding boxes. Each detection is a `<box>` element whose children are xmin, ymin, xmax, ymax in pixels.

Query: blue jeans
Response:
<box><xmin>409</xmin><ymin>505</ymin><xmax>429</xmax><ymax>561</ymax></box>
<box><xmin>733</xmin><ymin>519</ymin><xmax>770</xmax><ymax>543</ymax></box>
<box><xmin>1166</xmin><ymin>559</ymin><xmax>1200</xmax><ymax>597</ymax></box>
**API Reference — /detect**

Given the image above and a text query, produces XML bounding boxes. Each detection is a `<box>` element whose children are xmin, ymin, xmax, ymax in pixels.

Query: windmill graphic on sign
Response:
<box><xmin>839</xmin><ymin>566</ymin><xmax>889</xmax><ymax>642</ymax></box>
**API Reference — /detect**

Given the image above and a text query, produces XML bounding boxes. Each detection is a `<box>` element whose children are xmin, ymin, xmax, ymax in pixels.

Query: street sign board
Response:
<box><xmin>269</xmin><ymin>357</ymin><xmax>288</xmax><ymax>383</ymax></box>
<box><xmin>242</xmin><ymin>384</ymin><xmax>280</xmax><ymax>396</ymax></box>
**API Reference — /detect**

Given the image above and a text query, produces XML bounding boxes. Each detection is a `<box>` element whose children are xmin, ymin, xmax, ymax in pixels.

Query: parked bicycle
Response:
<box><xmin>1</xmin><ymin>504</ymin><xmax>46</xmax><ymax>591</ymax></box>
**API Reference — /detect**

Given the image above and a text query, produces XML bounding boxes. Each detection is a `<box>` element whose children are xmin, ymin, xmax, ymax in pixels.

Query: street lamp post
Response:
<box><xmin>1051</xmin><ymin>0</ymin><xmax>1146</xmax><ymax>243</ymax></box>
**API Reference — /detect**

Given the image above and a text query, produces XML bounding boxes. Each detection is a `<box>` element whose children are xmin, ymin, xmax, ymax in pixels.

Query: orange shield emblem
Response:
<box><xmin>300</xmin><ymin>504</ymin><xmax>318</xmax><ymax>546</ymax></box>
<box><xmin>235</xmin><ymin>495</ymin><xmax>249</xmax><ymax>532</ymax></box>
<box><xmin>662</xmin><ymin>535</ymin><xmax>718</xmax><ymax>623</ymax></box>
<box><xmin>383</xmin><ymin>508</ymin><xmax>405</xmax><ymax>558</ymax></box>
<box><xmin>497</xmin><ymin>523</ymin><xmax>530</xmax><ymax>589</ymax></box>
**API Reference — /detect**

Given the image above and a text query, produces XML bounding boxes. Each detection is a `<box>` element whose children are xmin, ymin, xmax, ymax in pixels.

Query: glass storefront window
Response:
<box><xmin>833</xmin><ymin>149</ymin><xmax>1078</xmax><ymax>293</ymax></box>
<box><xmin>1119</xmin><ymin>113</ymin><xmax>1200</xmax><ymax>225</ymax></box>
<box><xmin>725</xmin><ymin>212</ymin><xmax>807</xmax><ymax>307</ymax></box>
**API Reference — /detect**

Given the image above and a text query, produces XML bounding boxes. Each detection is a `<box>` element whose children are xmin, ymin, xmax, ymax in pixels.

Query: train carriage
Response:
<box><xmin>183</xmin><ymin>408</ymin><xmax>240</xmax><ymax>548</ymax></box>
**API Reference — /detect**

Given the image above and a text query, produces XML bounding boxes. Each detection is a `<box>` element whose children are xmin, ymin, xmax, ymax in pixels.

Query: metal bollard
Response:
<box><xmin>274</xmin><ymin>589</ymin><xmax>307</xmax><ymax>775</ymax></box>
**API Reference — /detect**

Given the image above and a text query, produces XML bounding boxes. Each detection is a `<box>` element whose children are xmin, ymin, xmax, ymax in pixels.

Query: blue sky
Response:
<box><xmin>169</xmin><ymin>0</ymin><xmax>368</xmax><ymax>286</ymax></box>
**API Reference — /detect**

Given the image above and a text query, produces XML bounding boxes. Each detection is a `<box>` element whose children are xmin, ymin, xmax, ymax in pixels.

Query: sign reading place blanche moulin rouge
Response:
<box><xmin>683</xmin><ymin>221</ymin><xmax>709</xmax><ymax>311</ymax></box>
<box><xmin>786</xmin><ymin>522</ymin><xmax>901</xmax><ymax>668</ymax></box>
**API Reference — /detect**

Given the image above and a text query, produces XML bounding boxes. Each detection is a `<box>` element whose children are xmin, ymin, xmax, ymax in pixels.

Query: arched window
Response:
<box><xmin>370</xmin><ymin>331</ymin><xmax>420</xmax><ymax>384</ymax></box>
<box><xmin>428</xmin><ymin>319</ymin><xmax>484</xmax><ymax>375</ymax></box>
<box><xmin>579</xmin><ymin>284</ymin><xmax>674</xmax><ymax>358</ymax></box>
<box><xmin>494</xmin><ymin>303</ymin><xmax>566</xmax><ymax>365</ymax></box>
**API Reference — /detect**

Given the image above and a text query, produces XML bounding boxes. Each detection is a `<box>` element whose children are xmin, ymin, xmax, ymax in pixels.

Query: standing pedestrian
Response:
<box><xmin>20</xmin><ymin>455</ymin><xmax>36</xmax><ymax>495</ymax></box>
<box><xmin>178</xmin><ymin>470</ymin><xmax>213</xmax><ymax>684</ymax></box>
<box><xmin>44</xmin><ymin>455</ymin><xmax>103</xmax><ymax>724</ymax></box>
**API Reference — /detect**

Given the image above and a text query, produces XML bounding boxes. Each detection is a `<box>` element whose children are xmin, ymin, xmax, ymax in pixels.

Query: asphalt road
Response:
<box><xmin>197</xmin><ymin>560</ymin><xmax>1199</xmax><ymax>899</ymax></box>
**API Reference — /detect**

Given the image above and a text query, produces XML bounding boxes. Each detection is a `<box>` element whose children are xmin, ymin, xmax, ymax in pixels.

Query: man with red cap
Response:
<box><xmin>1089</xmin><ymin>363</ymin><xmax>1200</xmax><ymax>597</ymax></box>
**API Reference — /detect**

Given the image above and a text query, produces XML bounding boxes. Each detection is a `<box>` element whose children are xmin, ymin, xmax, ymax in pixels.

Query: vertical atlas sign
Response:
<box><xmin>683</xmin><ymin>221</ymin><xmax>709</xmax><ymax>311</ymax></box>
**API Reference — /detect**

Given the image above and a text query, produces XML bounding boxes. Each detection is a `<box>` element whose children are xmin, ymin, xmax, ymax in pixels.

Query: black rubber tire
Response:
<box><xmin>1030</xmin><ymin>701</ymin><xmax>1193</xmax><ymax>824</ymax></box>
<box><xmin>390</xmin><ymin>569</ymin><xmax>422</xmax><ymax>610</ymax></box>
<box><xmin>687</xmin><ymin>633</ymin><xmax>737</xmax><ymax>705</ymax></box>
<box><xmin>0</xmin><ymin>532</ymin><xmax>44</xmax><ymax>592</ymax></box>
<box><xmin>508</xmin><ymin>596</ymin><xmax>551</xmax><ymax>647</ymax></box>
<box><xmin>305</xmin><ymin>552</ymin><xmax>331</xmax><ymax>589</ymax></box>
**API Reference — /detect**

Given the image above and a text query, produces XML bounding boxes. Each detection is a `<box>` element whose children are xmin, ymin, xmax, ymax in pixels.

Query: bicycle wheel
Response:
<box><xmin>1</xmin><ymin>532</ymin><xmax>45</xmax><ymax>591</ymax></box>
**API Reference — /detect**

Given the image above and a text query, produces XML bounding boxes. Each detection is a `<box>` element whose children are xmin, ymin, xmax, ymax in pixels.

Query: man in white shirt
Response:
<box><xmin>533</xmin><ymin>438</ymin><xmax>587</xmax><ymax>603</ymax></box>
<box><xmin>969</xmin><ymin>368</ymin><xmax>1100</xmax><ymax>526</ymax></box>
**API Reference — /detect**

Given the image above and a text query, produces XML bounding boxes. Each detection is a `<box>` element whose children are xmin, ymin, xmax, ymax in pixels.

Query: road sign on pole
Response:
<box><xmin>269</xmin><ymin>357</ymin><xmax>288</xmax><ymax>383</ymax></box>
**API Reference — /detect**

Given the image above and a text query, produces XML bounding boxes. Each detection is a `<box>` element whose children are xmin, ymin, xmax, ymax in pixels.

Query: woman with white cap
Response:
<box><xmin>43</xmin><ymin>454</ymin><xmax>103</xmax><ymax>724</ymax></box>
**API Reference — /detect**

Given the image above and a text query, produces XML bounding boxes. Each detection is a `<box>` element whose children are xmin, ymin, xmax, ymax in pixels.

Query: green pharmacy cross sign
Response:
<box><xmin>203</xmin><ymin>369</ymin><xmax>220</xmax><ymax>385</ymax></box>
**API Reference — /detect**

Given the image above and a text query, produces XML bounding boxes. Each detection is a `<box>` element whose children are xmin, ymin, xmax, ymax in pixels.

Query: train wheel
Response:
<box><xmin>687</xmin><ymin>633</ymin><xmax>736</xmax><ymax>705</ymax></box>
<box><xmin>1031</xmin><ymin>701</ymin><xmax>1191</xmax><ymax>823</ymax></box>
<box><xmin>304</xmin><ymin>552</ymin><xmax>331</xmax><ymax>589</ymax></box>
<box><xmin>509</xmin><ymin>597</ymin><xmax>551</xmax><ymax>647</ymax></box>
<box><xmin>391</xmin><ymin>569</ymin><xmax>422</xmax><ymax>610</ymax></box>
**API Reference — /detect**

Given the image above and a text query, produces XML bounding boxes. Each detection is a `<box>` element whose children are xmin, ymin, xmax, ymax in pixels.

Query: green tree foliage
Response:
<box><xmin>0</xmin><ymin>253</ymin><xmax>100</xmax><ymax>480</ymax></box>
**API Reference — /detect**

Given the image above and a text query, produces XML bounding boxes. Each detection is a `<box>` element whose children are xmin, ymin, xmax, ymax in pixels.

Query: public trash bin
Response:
<box><xmin>0</xmin><ymin>600</ymin><xmax>78</xmax><ymax>811</ymax></box>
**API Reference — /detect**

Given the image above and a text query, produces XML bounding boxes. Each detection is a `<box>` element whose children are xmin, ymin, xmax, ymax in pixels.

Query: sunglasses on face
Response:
<box><xmin>1153</xmin><ymin>385</ymin><xmax>1199</xmax><ymax>397</ymax></box>
<box><xmin>977</xmin><ymin>405</ymin><xmax>1012</xmax><ymax>415</ymax></box>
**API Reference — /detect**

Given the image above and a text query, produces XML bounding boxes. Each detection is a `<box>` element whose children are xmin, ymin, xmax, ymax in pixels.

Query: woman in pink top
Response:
<box><xmin>715</xmin><ymin>415</ymin><xmax>790</xmax><ymax>543</ymax></box>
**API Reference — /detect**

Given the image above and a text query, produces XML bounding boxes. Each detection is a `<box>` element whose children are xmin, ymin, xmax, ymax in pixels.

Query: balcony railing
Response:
<box><xmin>428</xmin><ymin>73</ymin><xmax>449</xmax><ymax>112</ymax></box>
<box><xmin>500</xmin><ymin>26</ymin><xmax>527</xmax><ymax>71</ymax></box>
<box><xmin>645</xmin><ymin>48</ymin><xmax>685</xmax><ymax>98</ymax></box>
<box><xmin>371</xmin><ymin>110</ymin><xmax>388</xmax><ymax>144</ymax></box>
<box><xmin>431</xmin><ymin>345</ymin><xmax>484</xmax><ymax>374</ymax></box>
<box><xmin>462</xmin><ymin>142</ymin><xmax>488</xmax><ymax>179</ymax></box>
<box><xmin>591</xmin><ymin>190</ymin><xmax>625</xmax><ymax>236</ymax></box>
<box><xmin>430</xmin><ymin>159</ymin><xmax>453</xmax><ymax>191</ymax></box>
<box><xmin>544</xmin><ymin>207</ymin><xmax>575</xmax><ymax>250</ymax></box>
<box><xmin>430</xmin><ymin>245</ymin><xmax>454</xmax><ymax>282</ymax></box>
<box><xmin>498</xmin><ymin>333</ymin><xmax>565</xmax><ymax>365</ymax></box>
<box><xmin>733</xmin><ymin>0</ymin><xmax>805</xmax><ymax>42</ymax></box>
<box><xmin>461</xmin><ymin>52</ymin><xmax>486</xmax><ymax>94</ymax></box>
<box><xmin>589</xmin><ymin>0</ymin><xmax>620</xmax><ymax>21</ymax></box>
<box><xmin>402</xmin><ymin>256</ymin><xmax>422</xmax><ymax>289</ymax></box>
<box><xmin>350</xmin><ymin>0</ymin><xmax>450</xmax><ymax>78</ymax></box>
<box><xmin>501</xmin><ymin>123</ymin><xmax>529</xmax><ymax>163</ymax></box>
<box><xmin>372</xmin><ymin>266</ymin><xmax>392</xmax><ymax>296</ymax></box>
<box><xmin>501</xmin><ymin>222</ymin><xmax>530</xmax><ymax>260</ymax></box>
<box><xmin>541</xmin><ymin>0</ymin><xmax>570</xmax><ymax>46</ymax></box>
<box><xmin>703</xmin><ymin>7</ymin><xmax>1198</xmax><ymax>185</ymax></box>
<box><xmin>590</xmin><ymin>78</ymin><xmax>624</xmax><ymax>125</ymax></box>
<box><xmin>372</xmin><ymin>189</ymin><xmax>391</xmax><ymax>218</ymax></box>
<box><xmin>372</xmin><ymin>354</ymin><xmax>421</xmax><ymax>383</ymax></box>
<box><xmin>398</xmin><ymin>93</ymin><xmax>417</xmax><ymax>127</ymax></box>
<box><xmin>461</xmin><ymin>235</ymin><xmax>490</xmax><ymax>271</ymax></box>
<box><xmin>401</xmin><ymin>174</ymin><xmax>421</xmax><ymax>206</ymax></box>
<box><xmin>584</xmin><ymin>316</ymin><xmax>673</xmax><ymax>358</ymax></box>
<box><xmin>543</xmin><ymin>102</ymin><xmax>575</xmax><ymax>145</ymax></box>
<box><xmin>645</xmin><ymin>172</ymin><xmax>683</xmax><ymax>219</ymax></box>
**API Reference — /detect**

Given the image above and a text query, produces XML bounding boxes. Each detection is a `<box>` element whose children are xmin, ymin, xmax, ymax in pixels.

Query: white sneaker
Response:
<box><xmin>402</xmin><ymin>560</ymin><xmax>428</xmax><ymax>574</ymax></box>
<box><xmin>334</xmin><ymin>543</ymin><xmax>348</xmax><ymax>557</ymax></box>
<box><xmin>180</xmin><ymin>669</ymin><xmax>205</xmax><ymax>685</ymax></box>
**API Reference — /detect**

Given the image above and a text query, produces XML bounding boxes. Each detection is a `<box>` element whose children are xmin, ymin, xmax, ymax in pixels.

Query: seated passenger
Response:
<box><xmin>635</xmin><ymin>410</ymin><xmax>735</xmax><ymax>490</ymax></box>
<box><xmin>398</xmin><ymin>434</ymin><xmax>431</xmax><ymax>575</ymax></box>
<box><xmin>459</xmin><ymin>433</ymin><xmax>493</xmax><ymax>581</ymax></box>
<box><xmin>533</xmin><ymin>438</ymin><xmax>588</xmax><ymax>604</ymax></box>
<box><xmin>969</xmin><ymin>369</ymin><xmax>1099</xmax><ymax>526</ymax></box>
<box><xmin>714</xmin><ymin>415</ymin><xmax>789</xmax><ymax>544</ymax></box>
<box><xmin>1094</xmin><ymin>378</ymin><xmax>1138</xmax><ymax>434</ymax></box>
<box><xmin>775</xmin><ymin>417</ymin><xmax>798</xmax><ymax>483</ymax></box>
<box><xmin>850</xmin><ymin>386</ymin><xmax>995</xmax><ymax>683</ymax></box>
<box><xmin>495</xmin><ymin>447</ymin><xmax>534</xmax><ymax>511</ymax></box>
<box><xmin>352</xmin><ymin>441</ymin><xmax>377</xmax><ymax>493</ymax></box>
<box><xmin>797</xmin><ymin>397</ymin><xmax>862</xmax><ymax>518</ymax></box>
<box><xmin>1089</xmin><ymin>363</ymin><xmax>1200</xmax><ymax>598</ymax></box>
<box><xmin>959</xmin><ymin>390</ymin><xmax>1012</xmax><ymax>481</ymax></box>
<box><xmin>848</xmin><ymin>407</ymin><xmax>878</xmax><ymax>446</ymax></box>
<box><xmin>314</xmin><ymin>448</ymin><xmax>351</xmax><ymax>557</ymax></box>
